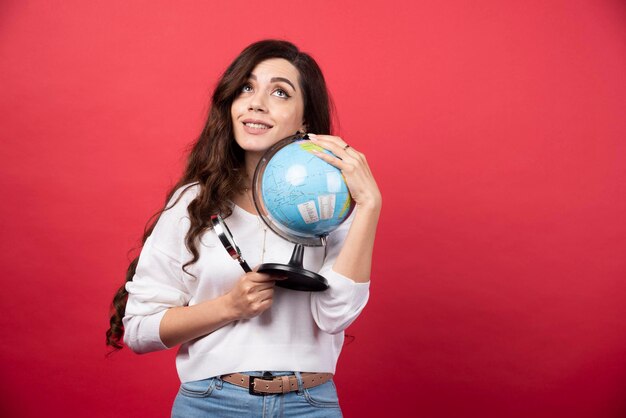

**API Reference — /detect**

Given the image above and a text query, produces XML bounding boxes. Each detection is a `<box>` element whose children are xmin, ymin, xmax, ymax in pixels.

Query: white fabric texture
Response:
<box><xmin>123</xmin><ymin>184</ymin><xmax>370</xmax><ymax>383</ymax></box>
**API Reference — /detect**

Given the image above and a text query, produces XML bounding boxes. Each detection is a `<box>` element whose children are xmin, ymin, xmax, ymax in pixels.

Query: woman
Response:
<box><xmin>106</xmin><ymin>39</ymin><xmax>381</xmax><ymax>417</ymax></box>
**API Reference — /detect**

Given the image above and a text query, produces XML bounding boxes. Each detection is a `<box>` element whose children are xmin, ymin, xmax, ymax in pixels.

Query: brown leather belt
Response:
<box><xmin>221</xmin><ymin>372</ymin><xmax>333</xmax><ymax>395</ymax></box>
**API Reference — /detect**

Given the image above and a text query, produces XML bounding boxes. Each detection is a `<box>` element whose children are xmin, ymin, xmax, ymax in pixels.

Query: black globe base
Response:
<box><xmin>257</xmin><ymin>244</ymin><xmax>329</xmax><ymax>292</ymax></box>
<box><xmin>258</xmin><ymin>263</ymin><xmax>328</xmax><ymax>291</ymax></box>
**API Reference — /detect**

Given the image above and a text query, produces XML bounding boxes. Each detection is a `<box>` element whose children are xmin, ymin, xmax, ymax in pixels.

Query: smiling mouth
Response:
<box><xmin>243</xmin><ymin>122</ymin><xmax>273</xmax><ymax>130</ymax></box>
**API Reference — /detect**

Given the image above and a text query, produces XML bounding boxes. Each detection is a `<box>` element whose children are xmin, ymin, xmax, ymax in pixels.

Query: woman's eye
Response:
<box><xmin>241</xmin><ymin>84</ymin><xmax>253</xmax><ymax>93</ymax></box>
<box><xmin>272</xmin><ymin>88</ymin><xmax>290</xmax><ymax>98</ymax></box>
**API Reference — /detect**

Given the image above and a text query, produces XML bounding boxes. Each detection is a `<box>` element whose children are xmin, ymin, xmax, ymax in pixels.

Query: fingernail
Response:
<box><xmin>308</xmin><ymin>133</ymin><xmax>318</xmax><ymax>141</ymax></box>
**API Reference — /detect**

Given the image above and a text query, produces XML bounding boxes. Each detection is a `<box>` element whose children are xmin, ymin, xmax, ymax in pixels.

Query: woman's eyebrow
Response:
<box><xmin>270</xmin><ymin>77</ymin><xmax>296</xmax><ymax>91</ymax></box>
<box><xmin>249</xmin><ymin>74</ymin><xmax>296</xmax><ymax>91</ymax></box>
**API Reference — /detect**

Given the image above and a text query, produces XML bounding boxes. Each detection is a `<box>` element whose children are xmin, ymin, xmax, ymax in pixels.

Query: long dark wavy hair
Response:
<box><xmin>106</xmin><ymin>40</ymin><xmax>334</xmax><ymax>350</ymax></box>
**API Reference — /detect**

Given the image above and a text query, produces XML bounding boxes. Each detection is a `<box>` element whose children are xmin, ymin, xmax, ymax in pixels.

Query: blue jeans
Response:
<box><xmin>171</xmin><ymin>371</ymin><xmax>342</xmax><ymax>417</ymax></box>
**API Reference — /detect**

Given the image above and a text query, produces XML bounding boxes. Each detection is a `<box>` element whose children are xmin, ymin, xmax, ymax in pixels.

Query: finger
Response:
<box><xmin>308</xmin><ymin>145</ymin><xmax>353</xmax><ymax>173</ymax></box>
<box><xmin>255</xmin><ymin>297</ymin><xmax>274</xmax><ymax>312</ymax></box>
<box><xmin>307</xmin><ymin>133</ymin><xmax>346</xmax><ymax>147</ymax></box>
<box><xmin>308</xmin><ymin>133</ymin><xmax>351</xmax><ymax>154</ymax></box>
<box><xmin>306</xmin><ymin>135</ymin><xmax>345</xmax><ymax>163</ymax></box>
<box><xmin>257</xmin><ymin>287</ymin><xmax>275</xmax><ymax>300</ymax></box>
<box><xmin>245</xmin><ymin>295</ymin><xmax>273</xmax><ymax>317</ymax></box>
<box><xmin>308</xmin><ymin>134</ymin><xmax>363</xmax><ymax>166</ymax></box>
<box><xmin>246</xmin><ymin>271</ymin><xmax>275</xmax><ymax>282</ymax></box>
<box><xmin>309</xmin><ymin>133</ymin><xmax>360</xmax><ymax>157</ymax></box>
<box><xmin>249</xmin><ymin>291</ymin><xmax>274</xmax><ymax>311</ymax></box>
<box><xmin>251</xmin><ymin>282</ymin><xmax>276</xmax><ymax>293</ymax></box>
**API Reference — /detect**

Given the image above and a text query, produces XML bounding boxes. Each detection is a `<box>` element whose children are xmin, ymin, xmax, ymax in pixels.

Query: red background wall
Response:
<box><xmin>1</xmin><ymin>1</ymin><xmax>625</xmax><ymax>417</ymax></box>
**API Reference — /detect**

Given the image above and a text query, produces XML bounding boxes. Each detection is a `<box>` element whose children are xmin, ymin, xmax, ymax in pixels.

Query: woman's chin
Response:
<box><xmin>237</xmin><ymin>138</ymin><xmax>284</xmax><ymax>155</ymax></box>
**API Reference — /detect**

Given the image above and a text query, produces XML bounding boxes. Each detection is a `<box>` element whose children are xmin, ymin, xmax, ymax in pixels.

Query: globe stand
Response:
<box><xmin>258</xmin><ymin>244</ymin><xmax>329</xmax><ymax>292</ymax></box>
<box><xmin>252</xmin><ymin>132</ymin><xmax>353</xmax><ymax>293</ymax></box>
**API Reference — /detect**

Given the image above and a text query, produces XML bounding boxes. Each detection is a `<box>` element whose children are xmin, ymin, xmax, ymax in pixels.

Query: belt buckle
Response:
<box><xmin>249</xmin><ymin>375</ymin><xmax>273</xmax><ymax>396</ymax></box>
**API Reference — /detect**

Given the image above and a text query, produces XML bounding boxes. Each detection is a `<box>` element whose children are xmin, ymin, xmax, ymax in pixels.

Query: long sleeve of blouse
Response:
<box><xmin>122</xmin><ymin>187</ymin><xmax>193</xmax><ymax>354</ymax></box>
<box><xmin>310</xmin><ymin>215</ymin><xmax>370</xmax><ymax>334</ymax></box>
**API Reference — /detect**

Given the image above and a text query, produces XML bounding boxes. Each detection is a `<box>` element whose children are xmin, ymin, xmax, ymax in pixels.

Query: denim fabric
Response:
<box><xmin>171</xmin><ymin>371</ymin><xmax>342</xmax><ymax>418</ymax></box>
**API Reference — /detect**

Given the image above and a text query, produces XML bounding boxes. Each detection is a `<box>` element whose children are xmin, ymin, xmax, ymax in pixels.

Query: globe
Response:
<box><xmin>252</xmin><ymin>133</ymin><xmax>355</xmax><ymax>291</ymax></box>
<box><xmin>253</xmin><ymin>133</ymin><xmax>354</xmax><ymax>246</ymax></box>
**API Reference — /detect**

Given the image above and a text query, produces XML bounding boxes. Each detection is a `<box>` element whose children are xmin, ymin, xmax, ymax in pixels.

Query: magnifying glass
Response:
<box><xmin>211</xmin><ymin>214</ymin><xmax>252</xmax><ymax>273</ymax></box>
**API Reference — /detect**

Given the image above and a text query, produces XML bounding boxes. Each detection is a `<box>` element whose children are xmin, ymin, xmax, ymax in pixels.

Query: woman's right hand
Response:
<box><xmin>224</xmin><ymin>272</ymin><xmax>282</xmax><ymax>320</ymax></box>
<box><xmin>160</xmin><ymin>271</ymin><xmax>284</xmax><ymax>348</ymax></box>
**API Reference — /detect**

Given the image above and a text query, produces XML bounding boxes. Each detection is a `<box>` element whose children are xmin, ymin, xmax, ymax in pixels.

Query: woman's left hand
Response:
<box><xmin>308</xmin><ymin>133</ymin><xmax>382</xmax><ymax>212</ymax></box>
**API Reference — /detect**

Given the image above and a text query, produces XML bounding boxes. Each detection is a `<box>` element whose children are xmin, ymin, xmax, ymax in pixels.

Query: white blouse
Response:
<box><xmin>123</xmin><ymin>184</ymin><xmax>370</xmax><ymax>383</ymax></box>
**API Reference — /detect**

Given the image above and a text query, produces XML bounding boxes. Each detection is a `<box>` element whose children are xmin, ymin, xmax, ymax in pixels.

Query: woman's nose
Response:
<box><xmin>248</xmin><ymin>91</ymin><xmax>267</xmax><ymax>112</ymax></box>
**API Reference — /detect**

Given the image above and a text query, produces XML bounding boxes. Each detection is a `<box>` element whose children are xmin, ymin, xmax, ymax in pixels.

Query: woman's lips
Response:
<box><xmin>242</xmin><ymin>120</ymin><xmax>273</xmax><ymax>134</ymax></box>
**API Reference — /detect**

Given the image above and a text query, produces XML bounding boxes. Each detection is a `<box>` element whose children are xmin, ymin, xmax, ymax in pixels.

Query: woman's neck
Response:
<box><xmin>244</xmin><ymin>152</ymin><xmax>263</xmax><ymax>183</ymax></box>
<box><xmin>231</xmin><ymin>186</ymin><xmax>257</xmax><ymax>215</ymax></box>
<box><xmin>231</xmin><ymin>152</ymin><xmax>262</xmax><ymax>215</ymax></box>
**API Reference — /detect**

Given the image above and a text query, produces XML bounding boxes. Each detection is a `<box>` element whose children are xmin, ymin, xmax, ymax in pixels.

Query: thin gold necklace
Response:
<box><xmin>244</xmin><ymin>188</ymin><xmax>267</xmax><ymax>264</ymax></box>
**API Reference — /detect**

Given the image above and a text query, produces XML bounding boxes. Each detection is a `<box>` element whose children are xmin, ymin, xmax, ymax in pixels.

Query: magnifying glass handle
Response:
<box><xmin>239</xmin><ymin>259</ymin><xmax>252</xmax><ymax>273</ymax></box>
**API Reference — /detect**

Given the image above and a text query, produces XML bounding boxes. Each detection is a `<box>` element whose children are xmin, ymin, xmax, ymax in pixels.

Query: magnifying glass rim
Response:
<box><xmin>211</xmin><ymin>214</ymin><xmax>242</xmax><ymax>260</ymax></box>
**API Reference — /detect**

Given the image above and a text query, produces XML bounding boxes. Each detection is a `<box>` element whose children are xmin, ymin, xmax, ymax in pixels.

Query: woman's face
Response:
<box><xmin>231</xmin><ymin>58</ymin><xmax>305</xmax><ymax>155</ymax></box>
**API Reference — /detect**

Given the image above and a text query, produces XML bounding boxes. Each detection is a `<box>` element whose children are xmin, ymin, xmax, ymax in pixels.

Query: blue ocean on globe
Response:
<box><xmin>260</xmin><ymin>140</ymin><xmax>354</xmax><ymax>239</ymax></box>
